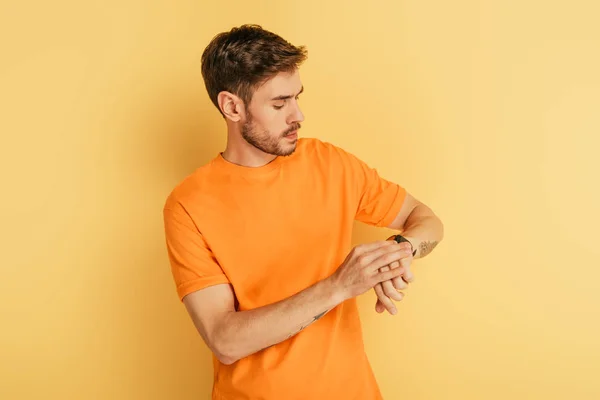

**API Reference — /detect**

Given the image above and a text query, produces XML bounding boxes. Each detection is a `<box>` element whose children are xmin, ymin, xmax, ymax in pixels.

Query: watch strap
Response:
<box><xmin>388</xmin><ymin>234</ymin><xmax>417</xmax><ymax>257</ymax></box>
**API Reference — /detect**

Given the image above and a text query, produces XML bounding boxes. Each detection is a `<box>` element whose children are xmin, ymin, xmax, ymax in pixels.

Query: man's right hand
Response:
<box><xmin>328</xmin><ymin>240</ymin><xmax>414</xmax><ymax>302</ymax></box>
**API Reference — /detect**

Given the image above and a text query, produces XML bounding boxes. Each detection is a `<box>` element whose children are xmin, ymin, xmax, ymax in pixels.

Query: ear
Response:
<box><xmin>217</xmin><ymin>91</ymin><xmax>244</xmax><ymax>122</ymax></box>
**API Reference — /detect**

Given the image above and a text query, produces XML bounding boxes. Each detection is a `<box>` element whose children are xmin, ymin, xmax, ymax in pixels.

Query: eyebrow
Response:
<box><xmin>271</xmin><ymin>86</ymin><xmax>304</xmax><ymax>101</ymax></box>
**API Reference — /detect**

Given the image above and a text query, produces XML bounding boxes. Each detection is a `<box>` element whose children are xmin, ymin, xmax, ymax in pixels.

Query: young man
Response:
<box><xmin>163</xmin><ymin>24</ymin><xmax>444</xmax><ymax>400</ymax></box>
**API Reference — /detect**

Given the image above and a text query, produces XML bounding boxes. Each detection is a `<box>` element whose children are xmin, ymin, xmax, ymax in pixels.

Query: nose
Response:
<box><xmin>288</xmin><ymin>100</ymin><xmax>305</xmax><ymax>124</ymax></box>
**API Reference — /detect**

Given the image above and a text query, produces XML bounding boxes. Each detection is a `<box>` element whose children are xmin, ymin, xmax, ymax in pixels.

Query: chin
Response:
<box><xmin>278</xmin><ymin>144</ymin><xmax>297</xmax><ymax>157</ymax></box>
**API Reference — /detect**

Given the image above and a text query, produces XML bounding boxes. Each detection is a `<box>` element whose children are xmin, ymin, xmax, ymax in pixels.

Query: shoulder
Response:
<box><xmin>297</xmin><ymin>137</ymin><xmax>368</xmax><ymax>173</ymax></box>
<box><xmin>163</xmin><ymin>160</ymin><xmax>219</xmax><ymax>213</ymax></box>
<box><xmin>296</xmin><ymin>137</ymin><xmax>356</xmax><ymax>162</ymax></box>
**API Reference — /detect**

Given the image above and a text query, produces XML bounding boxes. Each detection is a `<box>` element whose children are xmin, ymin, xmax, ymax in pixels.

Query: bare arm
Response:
<box><xmin>386</xmin><ymin>192</ymin><xmax>444</xmax><ymax>259</ymax></box>
<box><xmin>182</xmin><ymin>240</ymin><xmax>411</xmax><ymax>365</ymax></box>
<box><xmin>183</xmin><ymin>278</ymin><xmax>340</xmax><ymax>365</ymax></box>
<box><xmin>373</xmin><ymin>191</ymin><xmax>444</xmax><ymax>315</ymax></box>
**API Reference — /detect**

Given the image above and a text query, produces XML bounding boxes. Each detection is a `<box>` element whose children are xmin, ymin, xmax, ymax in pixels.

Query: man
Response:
<box><xmin>163</xmin><ymin>24</ymin><xmax>444</xmax><ymax>400</ymax></box>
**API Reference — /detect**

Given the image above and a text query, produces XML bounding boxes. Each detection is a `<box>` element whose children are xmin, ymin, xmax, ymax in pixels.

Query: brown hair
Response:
<box><xmin>201</xmin><ymin>24</ymin><xmax>308</xmax><ymax>116</ymax></box>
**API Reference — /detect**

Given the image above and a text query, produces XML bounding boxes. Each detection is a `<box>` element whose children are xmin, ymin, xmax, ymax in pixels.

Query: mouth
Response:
<box><xmin>285</xmin><ymin>130</ymin><xmax>298</xmax><ymax>140</ymax></box>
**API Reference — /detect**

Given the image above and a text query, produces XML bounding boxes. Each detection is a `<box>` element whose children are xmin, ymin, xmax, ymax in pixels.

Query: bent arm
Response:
<box><xmin>183</xmin><ymin>278</ymin><xmax>342</xmax><ymax>365</ymax></box>
<box><xmin>386</xmin><ymin>192</ymin><xmax>444</xmax><ymax>259</ymax></box>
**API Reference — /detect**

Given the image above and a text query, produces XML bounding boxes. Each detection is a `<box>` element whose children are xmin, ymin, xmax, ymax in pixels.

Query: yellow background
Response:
<box><xmin>2</xmin><ymin>1</ymin><xmax>599</xmax><ymax>399</ymax></box>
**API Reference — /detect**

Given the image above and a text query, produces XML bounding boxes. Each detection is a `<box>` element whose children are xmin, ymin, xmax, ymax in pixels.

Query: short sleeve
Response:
<box><xmin>335</xmin><ymin>145</ymin><xmax>407</xmax><ymax>227</ymax></box>
<box><xmin>163</xmin><ymin>202</ymin><xmax>230</xmax><ymax>301</ymax></box>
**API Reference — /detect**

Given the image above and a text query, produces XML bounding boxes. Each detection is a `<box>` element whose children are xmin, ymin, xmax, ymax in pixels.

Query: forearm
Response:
<box><xmin>401</xmin><ymin>206</ymin><xmax>444</xmax><ymax>259</ymax></box>
<box><xmin>215</xmin><ymin>277</ymin><xmax>343</xmax><ymax>364</ymax></box>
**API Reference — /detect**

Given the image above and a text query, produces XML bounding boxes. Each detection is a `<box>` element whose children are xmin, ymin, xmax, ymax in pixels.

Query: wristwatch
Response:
<box><xmin>387</xmin><ymin>234</ymin><xmax>417</xmax><ymax>257</ymax></box>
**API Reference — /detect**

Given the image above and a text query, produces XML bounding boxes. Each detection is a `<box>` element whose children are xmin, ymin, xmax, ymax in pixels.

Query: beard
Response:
<box><xmin>241</xmin><ymin>113</ymin><xmax>301</xmax><ymax>157</ymax></box>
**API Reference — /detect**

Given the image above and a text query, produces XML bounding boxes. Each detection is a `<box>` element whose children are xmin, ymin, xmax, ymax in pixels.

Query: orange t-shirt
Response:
<box><xmin>163</xmin><ymin>137</ymin><xmax>406</xmax><ymax>399</ymax></box>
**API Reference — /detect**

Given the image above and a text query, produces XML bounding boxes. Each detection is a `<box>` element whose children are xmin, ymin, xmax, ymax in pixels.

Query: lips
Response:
<box><xmin>285</xmin><ymin>131</ymin><xmax>298</xmax><ymax>140</ymax></box>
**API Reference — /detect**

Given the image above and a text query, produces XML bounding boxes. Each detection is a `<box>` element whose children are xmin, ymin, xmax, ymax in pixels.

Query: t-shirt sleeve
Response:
<box><xmin>334</xmin><ymin>144</ymin><xmax>407</xmax><ymax>227</ymax></box>
<box><xmin>163</xmin><ymin>201</ymin><xmax>230</xmax><ymax>301</ymax></box>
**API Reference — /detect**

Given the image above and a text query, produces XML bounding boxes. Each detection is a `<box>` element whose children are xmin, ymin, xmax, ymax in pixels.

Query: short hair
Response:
<box><xmin>201</xmin><ymin>24</ymin><xmax>308</xmax><ymax>115</ymax></box>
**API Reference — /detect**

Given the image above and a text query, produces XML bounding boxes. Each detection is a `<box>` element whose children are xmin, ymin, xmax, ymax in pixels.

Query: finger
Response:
<box><xmin>386</xmin><ymin>260</ymin><xmax>408</xmax><ymax>290</ymax></box>
<box><xmin>383</xmin><ymin>238</ymin><xmax>412</xmax><ymax>287</ymax></box>
<box><xmin>374</xmin><ymin>283</ymin><xmax>395</xmax><ymax>314</ymax></box>
<box><xmin>380</xmin><ymin>275</ymin><xmax>404</xmax><ymax>307</ymax></box>
<box><xmin>375</xmin><ymin>298</ymin><xmax>385</xmax><ymax>313</ymax></box>
<box><xmin>380</xmin><ymin>264</ymin><xmax>403</xmax><ymax>300</ymax></box>
<box><xmin>355</xmin><ymin>242</ymin><xmax>403</xmax><ymax>268</ymax></box>
<box><xmin>377</xmin><ymin>266</ymin><xmax>408</xmax><ymax>283</ymax></box>
<box><xmin>374</xmin><ymin>282</ymin><xmax>397</xmax><ymax>315</ymax></box>
<box><xmin>386</xmin><ymin>238</ymin><xmax>414</xmax><ymax>254</ymax></box>
<box><xmin>354</xmin><ymin>240</ymin><xmax>397</xmax><ymax>256</ymax></box>
<box><xmin>367</xmin><ymin>247</ymin><xmax>413</xmax><ymax>273</ymax></box>
<box><xmin>392</xmin><ymin>275</ymin><xmax>405</xmax><ymax>289</ymax></box>
<box><xmin>382</xmin><ymin>279</ymin><xmax>403</xmax><ymax>301</ymax></box>
<box><xmin>400</xmin><ymin>257</ymin><xmax>415</xmax><ymax>283</ymax></box>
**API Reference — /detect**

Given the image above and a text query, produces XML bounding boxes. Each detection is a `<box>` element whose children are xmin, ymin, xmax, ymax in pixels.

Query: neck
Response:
<box><xmin>221</xmin><ymin>130</ymin><xmax>277</xmax><ymax>168</ymax></box>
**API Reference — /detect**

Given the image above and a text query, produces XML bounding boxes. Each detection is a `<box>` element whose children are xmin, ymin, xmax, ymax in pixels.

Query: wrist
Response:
<box><xmin>322</xmin><ymin>274</ymin><xmax>349</xmax><ymax>304</ymax></box>
<box><xmin>389</xmin><ymin>234</ymin><xmax>418</xmax><ymax>257</ymax></box>
<box><xmin>403</xmin><ymin>236</ymin><xmax>418</xmax><ymax>257</ymax></box>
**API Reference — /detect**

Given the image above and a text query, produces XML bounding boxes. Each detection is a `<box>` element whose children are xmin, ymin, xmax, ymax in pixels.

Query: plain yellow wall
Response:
<box><xmin>2</xmin><ymin>1</ymin><xmax>599</xmax><ymax>399</ymax></box>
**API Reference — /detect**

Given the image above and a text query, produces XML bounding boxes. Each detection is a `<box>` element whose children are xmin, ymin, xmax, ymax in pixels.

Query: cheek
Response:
<box><xmin>260</xmin><ymin>109</ymin><xmax>286</xmax><ymax>132</ymax></box>
<box><xmin>252</xmin><ymin>106</ymin><xmax>273</xmax><ymax>122</ymax></box>
<box><xmin>251</xmin><ymin>104</ymin><xmax>290</xmax><ymax>133</ymax></box>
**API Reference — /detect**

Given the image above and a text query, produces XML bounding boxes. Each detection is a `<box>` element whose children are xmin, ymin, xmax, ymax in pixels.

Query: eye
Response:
<box><xmin>273</xmin><ymin>103</ymin><xmax>285</xmax><ymax>110</ymax></box>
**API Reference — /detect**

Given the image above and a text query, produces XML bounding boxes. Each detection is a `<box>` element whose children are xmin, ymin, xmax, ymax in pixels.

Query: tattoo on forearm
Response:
<box><xmin>419</xmin><ymin>241</ymin><xmax>438</xmax><ymax>257</ymax></box>
<box><xmin>286</xmin><ymin>309</ymin><xmax>330</xmax><ymax>339</ymax></box>
<box><xmin>313</xmin><ymin>310</ymin><xmax>327</xmax><ymax>321</ymax></box>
